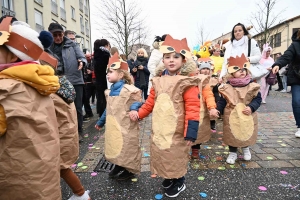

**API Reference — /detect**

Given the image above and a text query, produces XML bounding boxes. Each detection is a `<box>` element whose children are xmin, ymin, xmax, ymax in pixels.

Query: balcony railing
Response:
<box><xmin>84</xmin><ymin>6</ymin><xmax>88</xmax><ymax>16</ymax></box>
<box><xmin>60</xmin><ymin>8</ymin><xmax>66</xmax><ymax>21</ymax></box>
<box><xmin>35</xmin><ymin>23</ymin><xmax>44</xmax><ymax>33</ymax></box>
<box><xmin>79</xmin><ymin>2</ymin><xmax>83</xmax><ymax>11</ymax></box>
<box><xmin>51</xmin><ymin>1</ymin><xmax>58</xmax><ymax>15</ymax></box>
<box><xmin>81</xmin><ymin>25</ymin><xmax>84</xmax><ymax>34</ymax></box>
<box><xmin>34</xmin><ymin>0</ymin><xmax>43</xmax><ymax>5</ymax></box>
<box><xmin>2</xmin><ymin>6</ymin><xmax>16</xmax><ymax>17</ymax></box>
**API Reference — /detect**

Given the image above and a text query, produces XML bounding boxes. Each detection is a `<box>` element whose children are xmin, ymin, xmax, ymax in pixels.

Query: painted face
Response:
<box><xmin>232</xmin><ymin>68</ymin><xmax>247</xmax><ymax>78</ymax></box>
<box><xmin>107</xmin><ymin>69</ymin><xmax>122</xmax><ymax>83</ymax></box>
<box><xmin>52</xmin><ymin>31</ymin><xmax>64</xmax><ymax>44</ymax></box>
<box><xmin>200</xmin><ymin>68</ymin><xmax>211</xmax><ymax>75</ymax></box>
<box><xmin>234</xmin><ymin>26</ymin><xmax>244</xmax><ymax>41</ymax></box>
<box><xmin>163</xmin><ymin>52</ymin><xmax>184</xmax><ymax>75</ymax></box>
<box><xmin>137</xmin><ymin>51</ymin><xmax>144</xmax><ymax>57</ymax></box>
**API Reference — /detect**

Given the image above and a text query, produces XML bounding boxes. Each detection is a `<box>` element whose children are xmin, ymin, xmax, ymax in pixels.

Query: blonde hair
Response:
<box><xmin>116</xmin><ymin>68</ymin><xmax>133</xmax><ymax>84</ymax></box>
<box><xmin>110</xmin><ymin>47</ymin><xmax>119</xmax><ymax>56</ymax></box>
<box><xmin>225</xmin><ymin>68</ymin><xmax>252</xmax><ymax>79</ymax></box>
<box><xmin>136</xmin><ymin>48</ymin><xmax>148</xmax><ymax>58</ymax></box>
<box><xmin>120</xmin><ymin>54</ymin><xmax>127</xmax><ymax>61</ymax></box>
<box><xmin>180</xmin><ymin>58</ymin><xmax>197</xmax><ymax>76</ymax></box>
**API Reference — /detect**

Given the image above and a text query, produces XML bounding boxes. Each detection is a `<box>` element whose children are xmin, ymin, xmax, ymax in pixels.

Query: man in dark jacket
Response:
<box><xmin>48</xmin><ymin>23</ymin><xmax>87</xmax><ymax>140</ymax></box>
<box><xmin>272</xmin><ymin>30</ymin><xmax>300</xmax><ymax>138</ymax></box>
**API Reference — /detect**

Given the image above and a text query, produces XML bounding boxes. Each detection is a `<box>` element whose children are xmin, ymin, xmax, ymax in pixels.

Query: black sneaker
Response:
<box><xmin>165</xmin><ymin>181</ymin><xmax>186</xmax><ymax>198</ymax></box>
<box><xmin>162</xmin><ymin>179</ymin><xmax>173</xmax><ymax>189</ymax></box>
<box><xmin>83</xmin><ymin>114</ymin><xmax>93</xmax><ymax>122</ymax></box>
<box><xmin>108</xmin><ymin>165</ymin><xmax>124</xmax><ymax>178</ymax></box>
<box><xmin>117</xmin><ymin>169</ymin><xmax>135</xmax><ymax>181</ymax></box>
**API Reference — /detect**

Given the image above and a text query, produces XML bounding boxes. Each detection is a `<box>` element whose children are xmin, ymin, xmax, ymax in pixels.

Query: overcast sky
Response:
<box><xmin>90</xmin><ymin>0</ymin><xmax>299</xmax><ymax>49</ymax></box>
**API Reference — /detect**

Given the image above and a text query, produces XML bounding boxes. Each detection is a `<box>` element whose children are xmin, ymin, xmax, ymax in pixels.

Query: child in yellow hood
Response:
<box><xmin>0</xmin><ymin>16</ymin><xmax>61</xmax><ymax>199</ymax></box>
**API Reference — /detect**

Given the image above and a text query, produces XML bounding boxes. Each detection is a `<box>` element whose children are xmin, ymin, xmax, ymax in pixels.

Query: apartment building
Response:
<box><xmin>1</xmin><ymin>0</ymin><xmax>92</xmax><ymax>51</ymax></box>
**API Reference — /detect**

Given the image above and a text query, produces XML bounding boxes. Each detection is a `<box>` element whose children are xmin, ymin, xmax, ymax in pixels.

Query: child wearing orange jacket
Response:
<box><xmin>129</xmin><ymin>35</ymin><xmax>218</xmax><ymax>198</ymax></box>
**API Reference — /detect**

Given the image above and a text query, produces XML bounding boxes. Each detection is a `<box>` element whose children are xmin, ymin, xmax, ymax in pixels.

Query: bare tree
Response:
<box><xmin>249</xmin><ymin>0</ymin><xmax>286</xmax><ymax>48</ymax></box>
<box><xmin>194</xmin><ymin>22</ymin><xmax>210</xmax><ymax>46</ymax></box>
<box><xmin>94</xmin><ymin>0</ymin><xmax>150</xmax><ymax>57</ymax></box>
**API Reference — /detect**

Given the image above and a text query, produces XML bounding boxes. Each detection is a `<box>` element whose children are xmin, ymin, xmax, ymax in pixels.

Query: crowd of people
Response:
<box><xmin>1</xmin><ymin>13</ymin><xmax>300</xmax><ymax>199</ymax></box>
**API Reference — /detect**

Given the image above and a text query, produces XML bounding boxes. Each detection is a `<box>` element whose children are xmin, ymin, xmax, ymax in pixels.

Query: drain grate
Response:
<box><xmin>94</xmin><ymin>156</ymin><xmax>115</xmax><ymax>173</ymax></box>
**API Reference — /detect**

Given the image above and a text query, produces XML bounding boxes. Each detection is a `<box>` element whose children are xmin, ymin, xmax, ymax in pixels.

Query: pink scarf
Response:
<box><xmin>228</xmin><ymin>75</ymin><xmax>251</xmax><ymax>87</ymax></box>
<box><xmin>0</xmin><ymin>61</ymin><xmax>38</xmax><ymax>72</ymax></box>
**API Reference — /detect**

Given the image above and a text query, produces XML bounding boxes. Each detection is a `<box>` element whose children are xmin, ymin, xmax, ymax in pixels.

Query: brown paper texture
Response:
<box><xmin>104</xmin><ymin>84</ymin><xmax>142</xmax><ymax>174</ymax></box>
<box><xmin>218</xmin><ymin>82</ymin><xmax>260</xmax><ymax>147</ymax></box>
<box><xmin>0</xmin><ymin>79</ymin><xmax>61</xmax><ymax>200</ymax></box>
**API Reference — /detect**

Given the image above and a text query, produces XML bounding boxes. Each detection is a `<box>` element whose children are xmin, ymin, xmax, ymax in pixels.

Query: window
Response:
<box><xmin>80</xmin><ymin>15</ymin><xmax>84</xmax><ymax>33</ymax></box>
<box><xmin>34</xmin><ymin>10</ymin><xmax>44</xmax><ymax>33</ymax></box>
<box><xmin>71</xmin><ymin>6</ymin><xmax>75</xmax><ymax>20</ymax></box>
<box><xmin>34</xmin><ymin>0</ymin><xmax>43</xmax><ymax>5</ymax></box>
<box><xmin>85</xmin><ymin>19</ymin><xmax>89</xmax><ymax>36</ymax></box>
<box><xmin>51</xmin><ymin>0</ymin><xmax>58</xmax><ymax>15</ymax></box>
<box><xmin>84</xmin><ymin>0</ymin><xmax>88</xmax><ymax>16</ymax></box>
<box><xmin>52</xmin><ymin>19</ymin><xmax>58</xmax><ymax>23</ymax></box>
<box><xmin>86</xmin><ymin>40</ymin><xmax>89</xmax><ymax>49</ymax></box>
<box><xmin>293</xmin><ymin>28</ymin><xmax>300</xmax><ymax>34</ymax></box>
<box><xmin>3</xmin><ymin>0</ymin><xmax>14</xmax><ymax>10</ymax></box>
<box><xmin>269</xmin><ymin>35</ymin><xmax>274</xmax><ymax>48</ymax></box>
<box><xmin>60</xmin><ymin>0</ymin><xmax>65</xmax><ymax>9</ymax></box>
<box><xmin>60</xmin><ymin>0</ymin><xmax>66</xmax><ymax>21</ymax></box>
<box><xmin>274</xmin><ymin>32</ymin><xmax>281</xmax><ymax>47</ymax></box>
<box><xmin>79</xmin><ymin>0</ymin><xmax>83</xmax><ymax>11</ymax></box>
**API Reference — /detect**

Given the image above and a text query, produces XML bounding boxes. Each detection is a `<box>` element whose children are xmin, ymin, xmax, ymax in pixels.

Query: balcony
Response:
<box><xmin>2</xmin><ymin>6</ymin><xmax>16</xmax><ymax>17</ymax></box>
<box><xmin>51</xmin><ymin>1</ymin><xmax>58</xmax><ymax>15</ymax></box>
<box><xmin>35</xmin><ymin>23</ymin><xmax>44</xmax><ymax>33</ymax></box>
<box><xmin>81</xmin><ymin>25</ymin><xmax>84</xmax><ymax>34</ymax></box>
<box><xmin>34</xmin><ymin>0</ymin><xmax>43</xmax><ymax>6</ymax></box>
<box><xmin>79</xmin><ymin>2</ymin><xmax>83</xmax><ymax>12</ymax></box>
<box><xmin>84</xmin><ymin>6</ymin><xmax>89</xmax><ymax>16</ymax></box>
<box><xmin>60</xmin><ymin>8</ymin><xmax>66</xmax><ymax>21</ymax></box>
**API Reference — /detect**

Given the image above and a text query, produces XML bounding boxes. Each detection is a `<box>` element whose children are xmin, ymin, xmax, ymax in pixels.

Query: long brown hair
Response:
<box><xmin>297</xmin><ymin>30</ymin><xmax>300</xmax><ymax>40</ymax></box>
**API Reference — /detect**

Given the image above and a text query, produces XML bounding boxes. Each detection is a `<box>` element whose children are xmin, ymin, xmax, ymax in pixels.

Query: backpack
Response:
<box><xmin>266</xmin><ymin>71</ymin><xmax>278</xmax><ymax>86</ymax></box>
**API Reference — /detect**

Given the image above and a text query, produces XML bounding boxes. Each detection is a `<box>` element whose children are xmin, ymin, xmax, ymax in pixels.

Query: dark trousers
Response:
<box><xmin>142</xmin><ymin>87</ymin><xmax>148</xmax><ymax>100</ymax></box>
<box><xmin>276</xmin><ymin>73</ymin><xmax>283</xmax><ymax>90</ymax></box>
<box><xmin>96</xmin><ymin>84</ymin><xmax>107</xmax><ymax>118</ymax></box>
<box><xmin>83</xmin><ymin>83</ymin><xmax>95</xmax><ymax>116</ymax></box>
<box><xmin>74</xmin><ymin>85</ymin><xmax>84</xmax><ymax>133</ymax></box>
<box><xmin>291</xmin><ymin>85</ymin><xmax>300</xmax><ymax>128</ymax></box>
<box><xmin>164</xmin><ymin>176</ymin><xmax>185</xmax><ymax>184</ymax></box>
<box><xmin>192</xmin><ymin>144</ymin><xmax>201</xmax><ymax>149</ymax></box>
<box><xmin>229</xmin><ymin>146</ymin><xmax>248</xmax><ymax>152</ymax></box>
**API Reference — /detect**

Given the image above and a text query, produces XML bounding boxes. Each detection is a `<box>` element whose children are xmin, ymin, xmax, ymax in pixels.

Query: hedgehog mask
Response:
<box><xmin>107</xmin><ymin>52</ymin><xmax>129</xmax><ymax>72</ymax></box>
<box><xmin>227</xmin><ymin>54</ymin><xmax>250</xmax><ymax>74</ymax></box>
<box><xmin>159</xmin><ymin>35</ymin><xmax>191</xmax><ymax>59</ymax></box>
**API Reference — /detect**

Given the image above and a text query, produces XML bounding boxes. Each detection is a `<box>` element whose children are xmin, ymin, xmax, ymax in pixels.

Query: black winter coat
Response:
<box><xmin>272</xmin><ymin>31</ymin><xmax>300</xmax><ymax>86</ymax></box>
<box><xmin>130</xmin><ymin>57</ymin><xmax>150</xmax><ymax>89</ymax></box>
<box><xmin>93</xmin><ymin>48</ymin><xmax>110</xmax><ymax>90</ymax></box>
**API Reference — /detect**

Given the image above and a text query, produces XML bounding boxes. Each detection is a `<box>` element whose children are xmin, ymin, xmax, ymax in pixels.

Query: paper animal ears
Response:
<box><xmin>227</xmin><ymin>54</ymin><xmax>250</xmax><ymax>74</ymax></box>
<box><xmin>159</xmin><ymin>35</ymin><xmax>191</xmax><ymax>59</ymax></box>
<box><xmin>107</xmin><ymin>53</ymin><xmax>128</xmax><ymax>71</ymax></box>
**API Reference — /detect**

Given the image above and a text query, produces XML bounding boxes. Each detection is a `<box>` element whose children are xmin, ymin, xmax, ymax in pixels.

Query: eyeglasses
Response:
<box><xmin>53</xmin><ymin>33</ymin><xmax>63</xmax><ymax>38</ymax></box>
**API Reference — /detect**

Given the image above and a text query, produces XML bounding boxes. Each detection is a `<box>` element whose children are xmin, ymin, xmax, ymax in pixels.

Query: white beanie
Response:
<box><xmin>199</xmin><ymin>61</ymin><xmax>213</xmax><ymax>70</ymax></box>
<box><xmin>5</xmin><ymin>21</ymin><xmax>44</xmax><ymax>61</ymax></box>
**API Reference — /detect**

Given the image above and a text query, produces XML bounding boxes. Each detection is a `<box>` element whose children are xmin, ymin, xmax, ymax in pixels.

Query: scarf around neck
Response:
<box><xmin>228</xmin><ymin>74</ymin><xmax>251</xmax><ymax>87</ymax></box>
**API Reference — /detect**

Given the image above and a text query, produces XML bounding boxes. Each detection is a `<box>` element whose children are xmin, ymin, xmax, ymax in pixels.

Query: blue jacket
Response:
<box><xmin>96</xmin><ymin>80</ymin><xmax>125</xmax><ymax>127</ymax></box>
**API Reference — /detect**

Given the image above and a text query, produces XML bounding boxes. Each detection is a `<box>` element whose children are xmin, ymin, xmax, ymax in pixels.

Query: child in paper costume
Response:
<box><xmin>129</xmin><ymin>35</ymin><xmax>218</xmax><ymax>198</ymax></box>
<box><xmin>0</xmin><ymin>16</ymin><xmax>61</xmax><ymax>199</ymax></box>
<box><xmin>216</xmin><ymin>54</ymin><xmax>262</xmax><ymax>164</ymax></box>
<box><xmin>39</xmin><ymin>31</ymin><xmax>91</xmax><ymax>200</ymax></box>
<box><xmin>95</xmin><ymin>53</ymin><xmax>142</xmax><ymax>181</ymax></box>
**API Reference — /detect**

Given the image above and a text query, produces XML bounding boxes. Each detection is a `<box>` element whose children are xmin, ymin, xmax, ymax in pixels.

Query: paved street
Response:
<box><xmin>61</xmin><ymin>89</ymin><xmax>300</xmax><ymax>200</ymax></box>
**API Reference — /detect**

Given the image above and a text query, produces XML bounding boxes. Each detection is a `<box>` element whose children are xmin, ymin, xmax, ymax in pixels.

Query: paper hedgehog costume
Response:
<box><xmin>218</xmin><ymin>54</ymin><xmax>261</xmax><ymax>147</ymax></box>
<box><xmin>97</xmin><ymin>53</ymin><xmax>143</xmax><ymax>174</ymax></box>
<box><xmin>0</xmin><ymin>16</ymin><xmax>61</xmax><ymax>199</ymax></box>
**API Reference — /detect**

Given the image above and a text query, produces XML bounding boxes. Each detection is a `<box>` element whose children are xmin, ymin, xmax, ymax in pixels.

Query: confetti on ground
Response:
<box><xmin>225</xmin><ymin>146</ymin><xmax>229</xmax><ymax>150</ymax></box>
<box><xmin>91</xmin><ymin>172</ymin><xmax>97</xmax><ymax>176</ymax></box>
<box><xmin>218</xmin><ymin>138</ymin><xmax>222</xmax><ymax>141</ymax></box>
<box><xmin>93</xmin><ymin>136</ymin><xmax>98</xmax><ymax>140</ymax></box>
<box><xmin>77</xmin><ymin>162</ymin><xmax>83</xmax><ymax>167</ymax></box>
<box><xmin>215</xmin><ymin>152</ymin><xmax>220</xmax><ymax>154</ymax></box>
<box><xmin>151</xmin><ymin>174</ymin><xmax>157</xmax><ymax>178</ymax></box>
<box><xmin>199</xmin><ymin>192</ymin><xmax>207</xmax><ymax>198</ymax></box>
<box><xmin>218</xmin><ymin>132</ymin><xmax>223</xmax><ymax>134</ymax></box>
<box><xmin>193</xmin><ymin>164</ymin><xmax>200</xmax><ymax>168</ymax></box>
<box><xmin>144</xmin><ymin>153</ymin><xmax>150</xmax><ymax>157</ymax></box>
<box><xmin>89</xmin><ymin>143</ymin><xmax>93</xmax><ymax>146</ymax></box>
<box><xmin>81</xmin><ymin>166</ymin><xmax>88</xmax><ymax>169</ymax></box>
<box><xmin>84</xmin><ymin>134</ymin><xmax>89</xmax><ymax>138</ymax></box>
<box><xmin>216</xmin><ymin>156</ymin><xmax>223</xmax><ymax>161</ymax></box>
<box><xmin>218</xmin><ymin>166</ymin><xmax>226</xmax><ymax>170</ymax></box>
<box><xmin>224</xmin><ymin>152</ymin><xmax>229</xmax><ymax>154</ymax></box>
<box><xmin>281</xmin><ymin>144</ymin><xmax>287</xmax><ymax>146</ymax></box>
<box><xmin>200</xmin><ymin>155</ymin><xmax>206</xmax><ymax>159</ymax></box>
<box><xmin>131</xmin><ymin>178</ymin><xmax>138</xmax><ymax>182</ymax></box>
<box><xmin>280</xmin><ymin>171</ymin><xmax>288</xmax><ymax>175</ymax></box>
<box><xmin>71</xmin><ymin>164</ymin><xmax>77</xmax><ymax>168</ymax></box>
<box><xmin>257</xmin><ymin>139</ymin><xmax>262</xmax><ymax>142</ymax></box>
<box><xmin>241</xmin><ymin>163</ymin><xmax>246</xmax><ymax>168</ymax></box>
<box><xmin>96</xmin><ymin>147</ymin><xmax>100</xmax><ymax>150</ymax></box>
<box><xmin>230</xmin><ymin>165</ymin><xmax>235</xmax><ymax>168</ymax></box>
<box><xmin>277</xmin><ymin>140</ymin><xmax>282</xmax><ymax>143</ymax></box>
<box><xmin>198</xmin><ymin>176</ymin><xmax>205</xmax><ymax>181</ymax></box>
<box><xmin>141</xmin><ymin>147</ymin><xmax>145</xmax><ymax>150</ymax></box>
<box><xmin>238</xmin><ymin>155</ymin><xmax>244</xmax><ymax>159</ymax></box>
<box><xmin>267</xmin><ymin>156</ymin><xmax>273</xmax><ymax>160</ymax></box>
<box><xmin>206</xmin><ymin>147</ymin><xmax>211</xmax><ymax>149</ymax></box>
<box><xmin>258</xmin><ymin>186</ymin><xmax>267</xmax><ymax>191</ymax></box>
<box><xmin>218</xmin><ymin>146</ymin><xmax>223</xmax><ymax>149</ymax></box>
<box><xmin>155</xmin><ymin>194</ymin><xmax>163</xmax><ymax>199</ymax></box>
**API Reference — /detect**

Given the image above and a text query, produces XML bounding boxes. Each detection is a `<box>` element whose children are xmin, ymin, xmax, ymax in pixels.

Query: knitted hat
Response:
<box><xmin>198</xmin><ymin>57</ymin><xmax>214</xmax><ymax>70</ymax></box>
<box><xmin>0</xmin><ymin>16</ymin><xmax>44</xmax><ymax>61</ymax></box>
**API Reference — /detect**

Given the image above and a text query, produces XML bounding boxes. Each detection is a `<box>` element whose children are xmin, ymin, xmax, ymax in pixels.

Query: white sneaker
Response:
<box><xmin>226</xmin><ymin>152</ymin><xmax>237</xmax><ymax>164</ymax></box>
<box><xmin>242</xmin><ymin>147</ymin><xmax>251</xmax><ymax>161</ymax></box>
<box><xmin>295</xmin><ymin>128</ymin><xmax>300</xmax><ymax>138</ymax></box>
<box><xmin>68</xmin><ymin>190</ymin><xmax>91</xmax><ymax>200</ymax></box>
<box><xmin>280</xmin><ymin>89</ymin><xmax>287</xmax><ymax>93</ymax></box>
<box><xmin>262</xmin><ymin>101</ymin><xmax>266</xmax><ymax>104</ymax></box>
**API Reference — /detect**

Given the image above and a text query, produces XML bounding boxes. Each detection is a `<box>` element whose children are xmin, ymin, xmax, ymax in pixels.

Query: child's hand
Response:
<box><xmin>95</xmin><ymin>124</ymin><xmax>102</xmax><ymax>130</ymax></box>
<box><xmin>129</xmin><ymin>110</ymin><xmax>139</xmax><ymax>121</ymax></box>
<box><xmin>186</xmin><ymin>140</ymin><xmax>194</xmax><ymax>146</ymax></box>
<box><xmin>209</xmin><ymin>109</ymin><xmax>219</xmax><ymax>118</ymax></box>
<box><xmin>242</xmin><ymin>106</ymin><xmax>252</xmax><ymax>115</ymax></box>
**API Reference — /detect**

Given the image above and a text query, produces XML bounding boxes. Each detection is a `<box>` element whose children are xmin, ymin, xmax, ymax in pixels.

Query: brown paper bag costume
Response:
<box><xmin>151</xmin><ymin>76</ymin><xmax>201</xmax><ymax>179</ymax></box>
<box><xmin>0</xmin><ymin>79</ymin><xmax>61</xmax><ymax>200</ymax></box>
<box><xmin>195</xmin><ymin>74</ymin><xmax>212</xmax><ymax>144</ymax></box>
<box><xmin>51</xmin><ymin>93</ymin><xmax>79</xmax><ymax>169</ymax></box>
<box><xmin>218</xmin><ymin>82</ymin><xmax>260</xmax><ymax>147</ymax></box>
<box><xmin>104</xmin><ymin>84</ymin><xmax>142</xmax><ymax>174</ymax></box>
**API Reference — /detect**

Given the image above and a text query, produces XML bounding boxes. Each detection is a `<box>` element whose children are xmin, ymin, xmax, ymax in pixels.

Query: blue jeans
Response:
<box><xmin>291</xmin><ymin>85</ymin><xmax>300</xmax><ymax>128</ymax></box>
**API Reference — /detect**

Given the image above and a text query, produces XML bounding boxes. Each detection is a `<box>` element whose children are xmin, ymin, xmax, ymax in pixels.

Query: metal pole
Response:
<box><xmin>24</xmin><ymin>0</ymin><xmax>28</xmax><ymax>23</ymax></box>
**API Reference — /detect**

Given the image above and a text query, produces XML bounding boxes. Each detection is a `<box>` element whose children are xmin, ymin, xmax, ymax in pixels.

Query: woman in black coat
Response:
<box><xmin>272</xmin><ymin>30</ymin><xmax>300</xmax><ymax>137</ymax></box>
<box><xmin>93</xmin><ymin>39</ymin><xmax>110</xmax><ymax>117</ymax></box>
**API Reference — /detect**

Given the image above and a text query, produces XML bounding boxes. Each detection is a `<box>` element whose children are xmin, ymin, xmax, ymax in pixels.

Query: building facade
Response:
<box><xmin>1</xmin><ymin>0</ymin><xmax>92</xmax><ymax>51</ymax></box>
